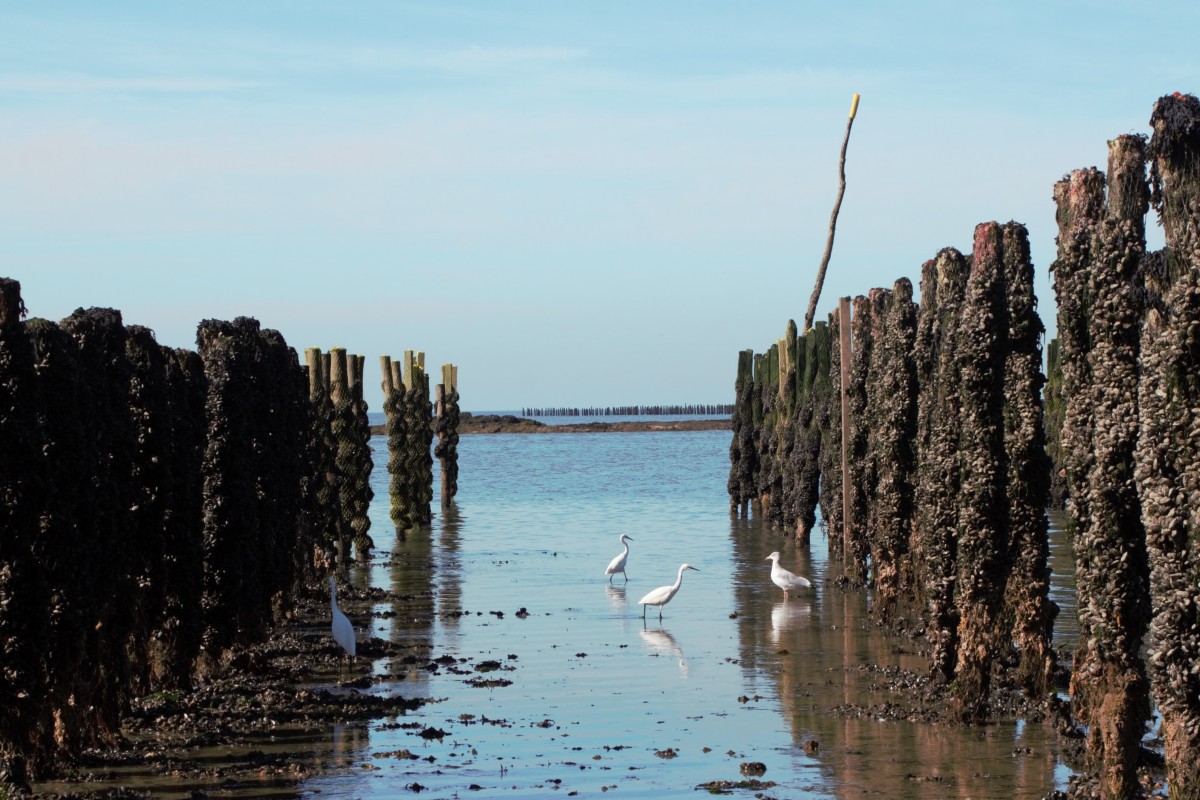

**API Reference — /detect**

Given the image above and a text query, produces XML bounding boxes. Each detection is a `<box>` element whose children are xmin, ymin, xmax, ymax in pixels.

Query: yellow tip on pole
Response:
<box><xmin>849</xmin><ymin>93</ymin><xmax>860</xmax><ymax>120</ymax></box>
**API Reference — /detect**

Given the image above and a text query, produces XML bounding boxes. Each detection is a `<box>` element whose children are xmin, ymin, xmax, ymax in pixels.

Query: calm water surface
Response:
<box><xmin>300</xmin><ymin>430</ymin><xmax>1077</xmax><ymax>799</ymax></box>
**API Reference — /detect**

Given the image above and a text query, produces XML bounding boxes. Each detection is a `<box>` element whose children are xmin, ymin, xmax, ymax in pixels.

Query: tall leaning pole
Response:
<box><xmin>800</xmin><ymin>93</ymin><xmax>860</xmax><ymax>562</ymax></box>
<box><xmin>804</xmin><ymin>93</ymin><xmax>860</xmax><ymax>334</ymax></box>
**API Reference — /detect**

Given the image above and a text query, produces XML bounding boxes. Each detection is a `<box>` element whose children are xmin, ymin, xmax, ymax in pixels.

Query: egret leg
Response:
<box><xmin>642</xmin><ymin>604</ymin><xmax>647</xmax><ymax>620</ymax></box>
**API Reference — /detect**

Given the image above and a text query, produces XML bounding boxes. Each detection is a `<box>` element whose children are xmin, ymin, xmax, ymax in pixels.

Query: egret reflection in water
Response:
<box><xmin>606</xmin><ymin>583</ymin><xmax>628</xmax><ymax>612</ymax></box>
<box><xmin>640</xmin><ymin>626</ymin><xmax>688</xmax><ymax>677</ymax></box>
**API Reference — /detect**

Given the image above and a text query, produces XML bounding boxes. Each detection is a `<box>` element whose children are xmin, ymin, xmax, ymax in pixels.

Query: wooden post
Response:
<box><xmin>0</xmin><ymin>278</ymin><xmax>25</xmax><ymax>330</ymax></box>
<box><xmin>436</xmin><ymin>382</ymin><xmax>448</xmax><ymax>504</ymax></box>
<box><xmin>379</xmin><ymin>355</ymin><xmax>394</xmax><ymax>398</ymax></box>
<box><xmin>838</xmin><ymin>296</ymin><xmax>853</xmax><ymax>563</ymax></box>
<box><xmin>402</xmin><ymin>349</ymin><xmax>415</xmax><ymax>391</ymax></box>
<box><xmin>305</xmin><ymin>348</ymin><xmax>323</xmax><ymax>396</ymax></box>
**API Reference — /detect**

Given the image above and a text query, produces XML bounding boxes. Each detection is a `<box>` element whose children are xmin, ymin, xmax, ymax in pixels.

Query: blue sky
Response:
<box><xmin>1</xmin><ymin>2</ymin><xmax>1194</xmax><ymax>411</ymax></box>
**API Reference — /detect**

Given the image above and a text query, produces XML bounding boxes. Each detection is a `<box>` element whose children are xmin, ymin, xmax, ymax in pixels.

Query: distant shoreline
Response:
<box><xmin>369</xmin><ymin>413</ymin><xmax>732</xmax><ymax>436</ymax></box>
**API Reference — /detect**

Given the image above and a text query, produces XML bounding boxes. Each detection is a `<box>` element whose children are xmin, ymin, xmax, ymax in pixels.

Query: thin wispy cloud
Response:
<box><xmin>0</xmin><ymin>73</ymin><xmax>264</xmax><ymax>93</ymax></box>
<box><xmin>429</xmin><ymin>45</ymin><xmax>586</xmax><ymax>71</ymax></box>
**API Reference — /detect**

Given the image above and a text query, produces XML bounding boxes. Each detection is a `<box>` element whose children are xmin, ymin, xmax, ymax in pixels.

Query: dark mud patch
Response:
<box><xmin>28</xmin><ymin>581</ymin><xmax>434</xmax><ymax>800</ymax></box>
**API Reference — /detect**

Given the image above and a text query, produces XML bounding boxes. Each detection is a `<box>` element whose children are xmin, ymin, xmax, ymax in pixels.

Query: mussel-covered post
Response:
<box><xmin>1043</xmin><ymin>338</ymin><xmax>1067</xmax><ymax>510</ymax></box>
<box><xmin>867</xmin><ymin>280</ymin><xmax>918</xmax><ymax>621</ymax></box>
<box><xmin>843</xmin><ymin>294</ymin><xmax>873</xmax><ymax>583</ymax></box>
<box><xmin>728</xmin><ymin>349</ymin><xmax>757</xmax><ymax>517</ymax></box>
<box><xmin>403</xmin><ymin>351</ymin><xmax>435</xmax><ymax>526</ymax></box>
<box><xmin>347</xmin><ymin>353</ymin><xmax>374</xmax><ymax>560</ymax></box>
<box><xmin>1053</xmin><ymin>159</ymin><xmax>1151</xmax><ymax>800</ymax></box>
<box><xmin>62</xmin><ymin>309</ymin><xmax>143</xmax><ymax>719</ymax></box>
<box><xmin>327</xmin><ymin>348</ymin><xmax>356</xmax><ymax>563</ymax></box>
<box><xmin>381</xmin><ymin>355</ymin><xmax>410</xmax><ymax>531</ymax></box>
<box><xmin>125</xmin><ymin>326</ymin><xmax>205</xmax><ymax>693</ymax></box>
<box><xmin>0</xmin><ymin>279</ymin><xmax>53</xmax><ymax>781</ymax></box>
<box><xmin>914</xmin><ymin>248</ymin><xmax>968</xmax><ymax>682</ymax></box>
<box><xmin>1138</xmin><ymin>92</ymin><xmax>1200</xmax><ymax>798</ymax></box>
<box><xmin>435</xmin><ymin>363</ymin><xmax>460</xmax><ymax>508</ymax></box>
<box><xmin>951</xmin><ymin>223</ymin><xmax>1009</xmax><ymax>723</ymax></box>
<box><xmin>818</xmin><ymin>305</ymin><xmax>846</xmax><ymax>556</ymax></box>
<box><xmin>787</xmin><ymin>322</ymin><xmax>830</xmax><ymax>545</ymax></box>
<box><xmin>306</xmin><ymin>348</ymin><xmax>341</xmax><ymax>560</ymax></box>
<box><xmin>754</xmin><ymin>343</ymin><xmax>785</xmax><ymax>525</ymax></box>
<box><xmin>999</xmin><ymin>222</ymin><xmax>1057</xmax><ymax>698</ymax></box>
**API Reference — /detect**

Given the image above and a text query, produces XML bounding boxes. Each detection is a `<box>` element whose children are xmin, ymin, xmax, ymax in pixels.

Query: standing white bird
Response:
<box><xmin>605</xmin><ymin>533</ymin><xmax>634</xmax><ymax>583</ymax></box>
<box><xmin>329</xmin><ymin>576</ymin><xmax>356</xmax><ymax>658</ymax></box>
<box><xmin>638</xmin><ymin>563</ymin><xmax>699</xmax><ymax>620</ymax></box>
<box><xmin>765</xmin><ymin>551</ymin><xmax>812</xmax><ymax>598</ymax></box>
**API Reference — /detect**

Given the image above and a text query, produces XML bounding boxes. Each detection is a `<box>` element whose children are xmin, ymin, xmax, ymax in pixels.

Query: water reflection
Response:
<box><xmin>639</xmin><ymin>625</ymin><xmax>688</xmax><ymax>677</ymax></box>
<box><xmin>326</xmin><ymin>723</ymin><xmax>368</xmax><ymax>770</ymax></box>
<box><xmin>436</xmin><ymin>503</ymin><xmax>465</xmax><ymax>627</ymax></box>
<box><xmin>605</xmin><ymin>583</ymin><xmax>628</xmax><ymax>612</ymax></box>
<box><xmin>726</xmin><ymin>507</ymin><xmax>1073</xmax><ymax>799</ymax></box>
<box><xmin>770</xmin><ymin>599</ymin><xmax>812</xmax><ymax>646</ymax></box>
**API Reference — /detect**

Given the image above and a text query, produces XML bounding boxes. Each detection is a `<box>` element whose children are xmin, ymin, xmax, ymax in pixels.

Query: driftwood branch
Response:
<box><xmin>804</xmin><ymin>93</ymin><xmax>860</xmax><ymax>333</ymax></box>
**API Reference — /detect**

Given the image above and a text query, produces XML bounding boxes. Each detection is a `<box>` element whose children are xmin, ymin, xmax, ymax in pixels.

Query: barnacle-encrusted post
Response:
<box><xmin>915</xmin><ymin>249</ymin><xmax>973</xmax><ymax>684</ymax></box>
<box><xmin>306</xmin><ymin>348</ymin><xmax>341</xmax><ymax>557</ymax></box>
<box><xmin>1054</xmin><ymin>162</ymin><xmax>1151</xmax><ymax>800</ymax></box>
<box><xmin>998</xmin><ymin>222</ymin><xmax>1057</xmax><ymax>698</ymax></box>
<box><xmin>867</xmin><ymin>279</ymin><xmax>917</xmax><ymax>621</ymax></box>
<box><xmin>755</xmin><ymin>342</ymin><xmax>786</xmax><ymax>527</ymax></box>
<box><xmin>951</xmin><ymin>223</ymin><xmax>1009</xmax><ymax>723</ymax></box>
<box><xmin>434</xmin><ymin>364</ymin><xmax>461</xmax><ymax>507</ymax></box>
<box><xmin>1138</xmin><ymin>92</ymin><xmax>1200</xmax><ymax>799</ymax></box>
<box><xmin>197</xmin><ymin>318</ymin><xmax>307</xmax><ymax>664</ymax></box>
<box><xmin>1043</xmin><ymin>339</ymin><xmax>1067</xmax><ymax>510</ymax></box>
<box><xmin>347</xmin><ymin>353</ymin><xmax>374</xmax><ymax>561</ymax></box>
<box><xmin>788</xmin><ymin>322</ymin><xmax>830</xmax><ymax>545</ymax></box>
<box><xmin>728</xmin><ymin>349</ymin><xmax>757</xmax><ymax>517</ymax></box>
<box><xmin>59</xmin><ymin>308</ymin><xmax>140</xmax><ymax>732</ymax></box>
<box><xmin>403</xmin><ymin>351</ymin><xmax>435</xmax><ymax>526</ymax></box>
<box><xmin>778</xmin><ymin>323</ymin><xmax>804</xmax><ymax>534</ymax></box>
<box><xmin>381</xmin><ymin>355</ymin><xmax>410</xmax><ymax>531</ymax></box>
<box><xmin>0</xmin><ymin>280</ymin><xmax>54</xmax><ymax>782</ymax></box>
<box><xmin>844</xmin><ymin>294</ymin><xmax>873</xmax><ymax>583</ymax></box>
<box><xmin>818</xmin><ymin>307</ymin><xmax>846</xmax><ymax>554</ymax></box>
<box><xmin>125</xmin><ymin>326</ymin><xmax>205</xmax><ymax>692</ymax></box>
<box><xmin>327</xmin><ymin>347</ymin><xmax>356</xmax><ymax>564</ymax></box>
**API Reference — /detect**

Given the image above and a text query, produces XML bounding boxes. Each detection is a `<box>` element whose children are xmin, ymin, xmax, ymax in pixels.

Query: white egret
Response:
<box><xmin>605</xmin><ymin>533</ymin><xmax>634</xmax><ymax>583</ymax></box>
<box><xmin>765</xmin><ymin>551</ymin><xmax>812</xmax><ymax>598</ymax></box>
<box><xmin>329</xmin><ymin>576</ymin><xmax>356</xmax><ymax>658</ymax></box>
<box><xmin>638</xmin><ymin>563</ymin><xmax>699</xmax><ymax>620</ymax></box>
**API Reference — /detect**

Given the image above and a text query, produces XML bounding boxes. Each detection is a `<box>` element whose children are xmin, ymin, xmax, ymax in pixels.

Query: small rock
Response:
<box><xmin>740</xmin><ymin>761</ymin><xmax>767</xmax><ymax>776</ymax></box>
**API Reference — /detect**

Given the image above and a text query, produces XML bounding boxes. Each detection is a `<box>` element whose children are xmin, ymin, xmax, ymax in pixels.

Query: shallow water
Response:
<box><xmin>32</xmin><ymin>429</ymin><xmax>1079</xmax><ymax>798</ymax></box>
<box><xmin>301</xmin><ymin>430</ymin><xmax>1077</xmax><ymax>799</ymax></box>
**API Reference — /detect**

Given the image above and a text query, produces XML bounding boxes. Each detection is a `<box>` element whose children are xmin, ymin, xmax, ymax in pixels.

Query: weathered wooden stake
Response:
<box><xmin>838</xmin><ymin>296</ymin><xmax>852</xmax><ymax>564</ymax></box>
<box><xmin>805</xmin><ymin>94</ymin><xmax>861</xmax><ymax>333</ymax></box>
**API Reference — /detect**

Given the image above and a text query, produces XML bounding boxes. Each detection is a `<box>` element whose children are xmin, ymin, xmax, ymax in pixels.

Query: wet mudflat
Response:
<box><xmin>33</xmin><ymin>426</ymin><xmax>1079</xmax><ymax>799</ymax></box>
